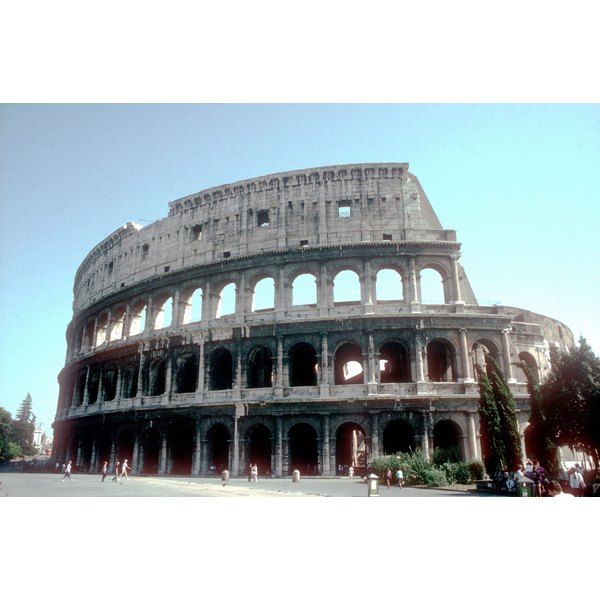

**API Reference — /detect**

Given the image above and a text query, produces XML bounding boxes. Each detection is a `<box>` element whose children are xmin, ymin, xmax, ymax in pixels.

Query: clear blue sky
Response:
<box><xmin>1</xmin><ymin>103</ymin><xmax>599</xmax><ymax>436</ymax></box>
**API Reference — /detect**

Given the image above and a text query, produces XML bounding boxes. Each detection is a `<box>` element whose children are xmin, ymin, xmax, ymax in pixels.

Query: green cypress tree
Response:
<box><xmin>487</xmin><ymin>357</ymin><xmax>522</xmax><ymax>471</ymax></box>
<box><xmin>476</xmin><ymin>363</ymin><xmax>505</xmax><ymax>476</ymax></box>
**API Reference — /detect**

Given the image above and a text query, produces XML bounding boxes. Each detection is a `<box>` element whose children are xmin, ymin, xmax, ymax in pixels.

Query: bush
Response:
<box><xmin>432</xmin><ymin>446</ymin><xmax>462</xmax><ymax>465</ymax></box>
<box><xmin>467</xmin><ymin>460</ymin><xmax>486</xmax><ymax>481</ymax></box>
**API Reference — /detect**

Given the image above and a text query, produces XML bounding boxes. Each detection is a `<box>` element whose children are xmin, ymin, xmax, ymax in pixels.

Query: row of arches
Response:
<box><xmin>72</xmin><ymin>264</ymin><xmax>453</xmax><ymax>354</ymax></box>
<box><xmin>66</xmin><ymin>336</ymin><xmax>541</xmax><ymax>406</ymax></box>
<box><xmin>61</xmin><ymin>417</ymin><xmax>465</xmax><ymax>477</ymax></box>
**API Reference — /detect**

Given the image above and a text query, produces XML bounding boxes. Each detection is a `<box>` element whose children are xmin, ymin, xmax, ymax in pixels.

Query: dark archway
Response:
<box><xmin>103</xmin><ymin>369</ymin><xmax>117</xmax><ymax>401</ymax></box>
<box><xmin>174</xmin><ymin>352</ymin><xmax>198</xmax><ymax>393</ymax></box>
<box><xmin>427</xmin><ymin>339</ymin><xmax>457</xmax><ymax>382</ymax></box>
<box><xmin>336</xmin><ymin>422</ymin><xmax>366</xmax><ymax>475</ymax></box>
<box><xmin>169</xmin><ymin>420</ymin><xmax>195</xmax><ymax>475</ymax></box>
<box><xmin>334</xmin><ymin>342</ymin><xmax>364</xmax><ymax>385</ymax></box>
<box><xmin>209</xmin><ymin>348</ymin><xmax>233</xmax><ymax>390</ymax></box>
<box><xmin>518</xmin><ymin>351</ymin><xmax>539</xmax><ymax>384</ymax></box>
<box><xmin>383</xmin><ymin>419</ymin><xmax>416</xmax><ymax>454</ymax></box>
<box><xmin>141</xmin><ymin>427</ymin><xmax>161</xmax><ymax>475</ymax></box>
<box><xmin>288</xmin><ymin>423</ymin><xmax>319</xmax><ymax>475</ymax></box>
<box><xmin>88</xmin><ymin>371</ymin><xmax>100</xmax><ymax>404</ymax></box>
<box><xmin>248</xmin><ymin>347</ymin><xmax>273</xmax><ymax>388</ymax></box>
<box><xmin>147</xmin><ymin>358</ymin><xmax>167</xmax><ymax>396</ymax></box>
<box><xmin>121</xmin><ymin>364</ymin><xmax>138</xmax><ymax>398</ymax></box>
<box><xmin>80</xmin><ymin>433</ymin><xmax>94</xmax><ymax>471</ymax></box>
<box><xmin>117</xmin><ymin>429</ymin><xmax>134</xmax><ymax>465</ymax></box>
<box><xmin>97</xmin><ymin>430</ymin><xmax>112</xmax><ymax>469</ymax></box>
<box><xmin>433</xmin><ymin>419</ymin><xmax>463</xmax><ymax>460</ymax></box>
<box><xmin>207</xmin><ymin>424</ymin><xmax>230</xmax><ymax>473</ymax></box>
<box><xmin>288</xmin><ymin>342</ymin><xmax>318</xmax><ymax>386</ymax></box>
<box><xmin>379</xmin><ymin>341</ymin><xmax>412</xmax><ymax>383</ymax></box>
<box><xmin>248</xmin><ymin>424</ymin><xmax>272</xmax><ymax>476</ymax></box>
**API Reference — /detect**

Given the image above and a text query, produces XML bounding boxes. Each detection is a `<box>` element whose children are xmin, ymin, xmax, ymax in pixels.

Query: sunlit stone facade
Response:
<box><xmin>52</xmin><ymin>163</ymin><xmax>573</xmax><ymax>477</ymax></box>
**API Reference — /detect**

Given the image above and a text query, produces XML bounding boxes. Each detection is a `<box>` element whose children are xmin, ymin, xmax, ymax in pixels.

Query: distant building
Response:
<box><xmin>52</xmin><ymin>163</ymin><xmax>574</xmax><ymax>476</ymax></box>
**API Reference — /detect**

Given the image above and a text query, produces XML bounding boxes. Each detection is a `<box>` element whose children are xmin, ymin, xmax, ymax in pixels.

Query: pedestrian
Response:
<box><xmin>396</xmin><ymin>468</ymin><xmax>404</xmax><ymax>488</ymax></box>
<box><xmin>548</xmin><ymin>480</ymin><xmax>572</xmax><ymax>498</ymax></box>
<box><xmin>112</xmin><ymin>460</ymin><xmax>121</xmax><ymax>483</ymax></box>
<box><xmin>385</xmin><ymin>468</ymin><xmax>392</xmax><ymax>489</ymax></box>
<box><xmin>251</xmin><ymin>463</ymin><xmax>258</xmax><ymax>482</ymax></box>
<box><xmin>101</xmin><ymin>460</ymin><xmax>108</xmax><ymax>482</ymax></box>
<box><xmin>248</xmin><ymin>463</ymin><xmax>253</xmax><ymax>482</ymax></box>
<box><xmin>62</xmin><ymin>460</ymin><xmax>73</xmax><ymax>481</ymax></box>
<box><xmin>120</xmin><ymin>459</ymin><xmax>131</xmax><ymax>479</ymax></box>
<box><xmin>569</xmin><ymin>467</ymin><xmax>585</xmax><ymax>497</ymax></box>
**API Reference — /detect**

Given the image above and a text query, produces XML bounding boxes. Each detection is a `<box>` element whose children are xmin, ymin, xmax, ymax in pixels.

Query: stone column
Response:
<box><xmin>409</xmin><ymin>257</ymin><xmax>420</xmax><ymax>312</ymax></box>
<box><xmin>197</xmin><ymin>337</ymin><xmax>205</xmax><ymax>396</ymax></box>
<box><xmin>467</xmin><ymin>413</ymin><xmax>478</xmax><ymax>460</ymax></box>
<box><xmin>200</xmin><ymin>437</ymin><xmax>209</xmax><ymax>475</ymax></box>
<box><xmin>96</xmin><ymin>368</ymin><xmax>104</xmax><ymax>404</ymax></box>
<box><xmin>114</xmin><ymin>365</ymin><xmax>123</xmax><ymax>400</ymax></box>
<box><xmin>171</xmin><ymin>288</ymin><xmax>181</xmax><ymax>327</ymax></box>
<box><xmin>132</xmin><ymin>433</ymin><xmax>140</xmax><ymax>473</ymax></box>
<box><xmin>459</xmin><ymin>328</ymin><xmax>474</xmax><ymax>383</ymax></box>
<box><xmin>275</xmin><ymin>335</ymin><xmax>284</xmax><ymax>393</ymax></box>
<box><xmin>89</xmin><ymin>439</ymin><xmax>97</xmax><ymax>473</ymax></box>
<box><xmin>363</xmin><ymin>259</ymin><xmax>374</xmax><ymax>313</ymax></box>
<box><xmin>232</xmin><ymin>409</ymin><xmax>241</xmax><ymax>475</ymax></box>
<box><xmin>319</xmin><ymin>262</ymin><xmax>330</xmax><ymax>316</ymax></box>
<box><xmin>370</xmin><ymin>413</ymin><xmax>380</xmax><ymax>459</ymax></box>
<box><xmin>420</xmin><ymin>412</ymin><xmax>432</xmax><ymax>460</ymax></box>
<box><xmin>237</xmin><ymin>273</ymin><xmax>246</xmax><ymax>319</ymax></box>
<box><xmin>136</xmin><ymin>345</ymin><xmax>146</xmax><ymax>398</ymax></box>
<box><xmin>502</xmin><ymin>328</ymin><xmax>517</xmax><ymax>383</ymax></box>
<box><xmin>105</xmin><ymin>309</ymin><xmax>113</xmax><ymax>344</ymax></box>
<box><xmin>158</xmin><ymin>434</ymin><xmax>168</xmax><ymax>475</ymax></box>
<box><xmin>319</xmin><ymin>331</ymin><xmax>330</xmax><ymax>394</ymax></box>
<box><xmin>192</xmin><ymin>418</ymin><xmax>202</xmax><ymax>476</ymax></box>
<box><xmin>322</xmin><ymin>415</ymin><xmax>331</xmax><ymax>476</ymax></box>
<box><xmin>144</xmin><ymin>296</ymin><xmax>153</xmax><ymax>334</ymax></box>
<box><xmin>82</xmin><ymin>366</ymin><xmax>91</xmax><ymax>406</ymax></box>
<box><xmin>275</xmin><ymin>416</ymin><xmax>283</xmax><ymax>477</ymax></box>
<box><xmin>164</xmin><ymin>351</ymin><xmax>173</xmax><ymax>396</ymax></box>
<box><xmin>415</xmin><ymin>332</ymin><xmax>425</xmax><ymax>383</ymax></box>
<box><xmin>276</xmin><ymin>264</ymin><xmax>286</xmax><ymax>317</ymax></box>
<box><xmin>109</xmin><ymin>439</ymin><xmax>116</xmax><ymax>472</ymax></box>
<box><xmin>450</xmin><ymin>254</ymin><xmax>464</xmax><ymax>304</ymax></box>
<box><xmin>91</xmin><ymin>315</ymin><xmax>99</xmax><ymax>350</ymax></box>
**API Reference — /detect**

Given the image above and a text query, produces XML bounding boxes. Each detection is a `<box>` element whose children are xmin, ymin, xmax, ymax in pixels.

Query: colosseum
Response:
<box><xmin>51</xmin><ymin>163</ymin><xmax>574</xmax><ymax>478</ymax></box>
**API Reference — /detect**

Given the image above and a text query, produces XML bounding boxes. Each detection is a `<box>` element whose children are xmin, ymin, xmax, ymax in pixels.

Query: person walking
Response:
<box><xmin>248</xmin><ymin>463</ymin><xmax>253</xmax><ymax>482</ymax></box>
<box><xmin>385</xmin><ymin>468</ymin><xmax>392</xmax><ymax>489</ymax></box>
<box><xmin>120</xmin><ymin>459</ymin><xmax>131</xmax><ymax>480</ymax></box>
<box><xmin>396</xmin><ymin>468</ymin><xmax>404</xmax><ymax>489</ymax></box>
<box><xmin>112</xmin><ymin>460</ymin><xmax>121</xmax><ymax>483</ymax></box>
<box><xmin>62</xmin><ymin>460</ymin><xmax>73</xmax><ymax>481</ymax></box>
<box><xmin>101</xmin><ymin>460</ymin><xmax>109</xmax><ymax>482</ymax></box>
<box><xmin>569</xmin><ymin>467</ymin><xmax>585</xmax><ymax>497</ymax></box>
<box><xmin>251</xmin><ymin>463</ymin><xmax>258</xmax><ymax>482</ymax></box>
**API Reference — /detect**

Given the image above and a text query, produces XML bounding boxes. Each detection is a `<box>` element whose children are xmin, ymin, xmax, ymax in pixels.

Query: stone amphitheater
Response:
<box><xmin>51</xmin><ymin>163</ymin><xmax>574</xmax><ymax>477</ymax></box>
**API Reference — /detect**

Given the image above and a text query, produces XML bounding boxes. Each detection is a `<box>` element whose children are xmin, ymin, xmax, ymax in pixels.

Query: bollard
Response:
<box><xmin>221</xmin><ymin>469</ymin><xmax>229</xmax><ymax>483</ymax></box>
<box><xmin>367</xmin><ymin>473</ymin><xmax>379</xmax><ymax>496</ymax></box>
<box><xmin>348</xmin><ymin>466</ymin><xmax>354</xmax><ymax>479</ymax></box>
<box><xmin>292</xmin><ymin>469</ymin><xmax>300</xmax><ymax>483</ymax></box>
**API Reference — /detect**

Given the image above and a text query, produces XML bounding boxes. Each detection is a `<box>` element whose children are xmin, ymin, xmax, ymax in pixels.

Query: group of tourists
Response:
<box><xmin>494</xmin><ymin>458</ymin><xmax>598</xmax><ymax>497</ymax></box>
<box><xmin>59</xmin><ymin>458</ymin><xmax>131</xmax><ymax>483</ymax></box>
<box><xmin>247</xmin><ymin>463</ymin><xmax>258</xmax><ymax>482</ymax></box>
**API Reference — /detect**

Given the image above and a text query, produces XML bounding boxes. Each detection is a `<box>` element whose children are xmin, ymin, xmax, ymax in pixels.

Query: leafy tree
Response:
<box><xmin>542</xmin><ymin>337</ymin><xmax>600</xmax><ymax>467</ymax></box>
<box><xmin>0</xmin><ymin>407</ymin><xmax>22</xmax><ymax>460</ymax></box>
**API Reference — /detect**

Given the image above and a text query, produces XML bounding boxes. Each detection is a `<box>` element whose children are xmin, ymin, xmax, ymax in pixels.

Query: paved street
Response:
<box><xmin>0</xmin><ymin>472</ymin><xmax>477</xmax><ymax>497</ymax></box>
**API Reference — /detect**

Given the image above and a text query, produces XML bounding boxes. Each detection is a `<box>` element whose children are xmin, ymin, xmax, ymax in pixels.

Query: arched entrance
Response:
<box><xmin>288</xmin><ymin>342</ymin><xmax>318</xmax><ymax>386</ymax></box>
<box><xmin>334</xmin><ymin>342</ymin><xmax>364</xmax><ymax>385</ymax></box>
<box><xmin>117</xmin><ymin>429</ymin><xmax>134</xmax><ymax>465</ymax></box>
<box><xmin>141</xmin><ymin>427</ymin><xmax>161</xmax><ymax>475</ymax></box>
<box><xmin>248</xmin><ymin>424</ymin><xmax>272</xmax><ymax>476</ymax></box>
<box><xmin>288</xmin><ymin>423</ymin><xmax>319</xmax><ymax>475</ymax></box>
<box><xmin>383</xmin><ymin>419</ymin><xmax>416</xmax><ymax>454</ymax></box>
<box><xmin>335</xmin><ymin>422</ymin><xmax>366</xmax><ymax>475</ymax></box>
<box><xmin>169</xmin><ymin>419</ymin><xmax>195</xmax><ymax>475</ymax></box>
<box><xmin>433</xmin><ymin>419</ymin><xmax>463</xmax><ymax>460</ymax></box>
<box><xmin>174</xmin><ymin>352</ymin><xmax>198</xmax><ymax>393</ymax></box>
<box><xmin>207</xmin><ymin>424</ymin><xmax>230</xmax><ymax>473</ymax></box>
<box><xmin>209</xmin><ymin>348</ymin><xmax>233</xmax><ymax>390</ymax></box>
<box><xmin>247</xmin><ymin>347</ymin><xmax>273</xmax><ymax>388</ymax></box>
<box><xmin>379</xmin><ymin>341</ymin><xmax>411</xmax><ymax>383</ymax></box>
<box><xmin>427</xmin><ymin>339</ymin><xmax>457</xmax><ymax>382</ymax></box>
<box><xmin>97</xmin><ymin>430</ymin><xmax>112</xmax><ymax>467</ymax></box>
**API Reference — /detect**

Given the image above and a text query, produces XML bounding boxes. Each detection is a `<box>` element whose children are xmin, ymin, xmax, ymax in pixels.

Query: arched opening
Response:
<box><xmin>248</xmin><ymin>424</ymin><xmax>272</xmax><ymax>476</ymax></box>
<box><xmin>97</xmin><ymin>430</ymin><xmax>111</xmax><ymax>468</ymax></box>
<box><xmin>334</xmin><ymin>343</ymin><xmax>364</xmax><ymax>385</ymax></box>
<box><xmin>117</xmin><ymin>429</ymin><xmax>134</xmax><ymax>466</ymax></box>
<box><xmin>87</xmin><ymin>371</ymin><xmax>100</xmax><ymax>404</ymax></box>
<box><xmin>472</xmin><ymin>340</ymin><xmax>501</xmax><ymax>381</ymax></box>
<box><xmin>147</xmin><ymin>358</ymin><xmax>167</xmax><ymax>396</ymax></box>
<box><xmin>252</xmin><ymin>277</ymin><xmax>275</xmax><ymax>311</ymax></box>
<box><xmin>216</xmin><ymin>282</ymin><xmax>236</xmax><ymax>318</ymax></box>
<box><xmin>288</xmin><ymin>342</ymin><xmax>318</xmax><ymax>386</ymax></box>
<box><xmin>174</xmin><ymin>352</ymin><xmax>198</xmax><ymax>393</ymax></box>
<box><xmin>376</xmin><ymin>268</ymin><xmax>403</xmax><ymax>301</ymax></box>
<box><xmin>84</xmin><ymin>321</ymin><xmax>95</xmax><ymax>350</ymax></box>
<box><xmin>208</xmin><ymin>348</ymin><xmax>233</xmax><ymax>390</ymax></box>
<box><xmin>379</xmin><ymin>341</ymin><xmax>411</xmax><ymax>383</ymax></box>
<box><xmin>383</xmin><ymin>419</ymin><xmax>416</xmax><ymax>454</ymax></box>
<box><xmin>109</xmin><ymin>307</ymin><xmax>125</xmax><ymax>341</ymax></box>
<box><xmin>141</xmin><ymin>427</ymin><xmax>161</xmax><ymax>475</ymax></box>
<box><xmin>207</xmin><ymin>424</ymin><xmax>230</xmax><ymax>473</ymax></box>
<box><xmin>247</xmin><ymin>346</ymin><xmax>273</xmax><ymax>388</ymax></box>
<box><xmin>517</xmin><ymin>351</ymin><xmax>539</xmax><ymax>384</ymax></box>
<box><xmin>102</xmin><ymin>368</ymin><xmax>117</xmax><ymax>401</ymax></box>
<box><xmin>433</xmin><ymin>419</ymin><xmax>463</xmax><ymax>460</ymax></box>
<box><xmin>154</xmin><ymin>296</ymin><xmax>173</xmax><ymax>330</ymax></box>
<box><xmin>68</xmin><ymin>433</ymin><xmax>80</xmax><ymax>465</ymax></box>
<box><xmin>427</xmin><ymin>339</ymin><xmax>457</xmax><ymax>382</ymax></box>
<box><xmin>121</xmin><ymin>364</ymin><xmax>138</xmax><ymax>398</ymax></box>
<box><xmin>420</xmin><ymin>267</ymin><xmax>446</xmax><ymax>304</ymax></box>
<box><xmin>292</xmin><ymin>273</ymin><xmax>317</xmax><ymax>306</ymax></box>
<box><xmin>288</xmin><ymin>423</ymin><xmax>319</xmax><ymax>475</ymax></box>
<box><xmin>182</xmin><ymin>287</ymin><xmax>203</xmax><ymax>324</ymax></box>
<box><xmin>333</xmin><ymin>269</ymin><xmax>361</xmax><ymax>303</ymax></box>
<box><xmin>129</xmin><ymin>302</ymin><xmax>147</xmax><ymax>336</ymax></box>
<box><xmin>96</xmin><ymin>313</ymin><xmax>108</xmax><ymax>346</ymax></box>
<box><xmin>80</xmin><ymin>434</ymin><xmax>93</xmax><ymax>471</ymax></box>
<box><xmin>76</xmin><ymin>372</ymin><xmax>86</xmax><ymax>405</ymax></box>
<box><xmin>169</xmin><ymin>419</ymin><xmax>195</xmax><ymax>475</ymax></box>
<box><xmin>336</xmin><ymin>422</ymin><xmax>367</xmax><ymax>475</ymax></box>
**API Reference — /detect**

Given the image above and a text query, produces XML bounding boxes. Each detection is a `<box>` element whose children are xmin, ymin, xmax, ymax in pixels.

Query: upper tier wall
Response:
<box><xmin>72</xmin><ymin>163</ymin><xmax>458</xmax><ymax>312</ymax></box>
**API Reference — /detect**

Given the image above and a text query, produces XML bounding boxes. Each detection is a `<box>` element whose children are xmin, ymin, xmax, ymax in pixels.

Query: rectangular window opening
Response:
<box><xmin>257</xmin><ymin>209</ymin><xmax>270</xmax><ymax>227</ymax></box>
<box><xmin>338</xmin><ymin>202</ymin><xmax>351</xmax><ymax>218</ymax></box>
